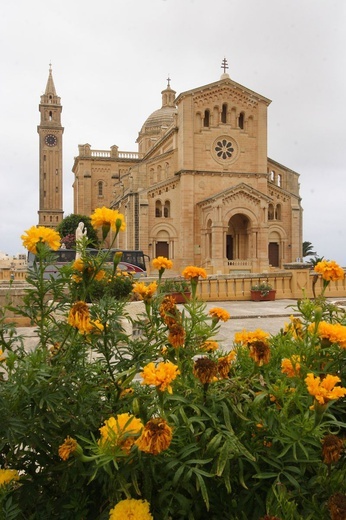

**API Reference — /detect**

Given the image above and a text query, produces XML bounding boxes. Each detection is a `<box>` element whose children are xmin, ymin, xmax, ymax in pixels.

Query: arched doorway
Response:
<box><xmin>268</xmin><ymin>231</ymin><xmax>281</xmax><ymax>267</ymax></box>
<box><xmin>226</xmin><ymin>214</ymin><xmax>250</xmax><ymax>260</ymax></box>
<box><xmin>155</xmin><ymin>230</ymin><xmax>170</xmax><ymax>258</ymax></box>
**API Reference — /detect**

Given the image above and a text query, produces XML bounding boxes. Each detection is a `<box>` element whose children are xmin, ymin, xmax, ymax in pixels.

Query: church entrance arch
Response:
<box><xmin>155</xmin><ymin>230</ymin><xmax>170</xmax><ymax>259</ymax></box>
<box><xmin>226</xmin><ymin>214</ymin><xmax>250</xmax><ymax>260</ymax></box>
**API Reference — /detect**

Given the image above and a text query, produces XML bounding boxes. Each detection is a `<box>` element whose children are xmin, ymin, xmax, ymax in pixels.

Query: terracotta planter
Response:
<box><xmin>168</xmin><ymin>291</ymin><xmax>191</xmax><ymax>304</ymax></box>
<box><xmin>250</xmin><ymin>290</ymin><xmax>276</xmax><ymax>302</ymax></box>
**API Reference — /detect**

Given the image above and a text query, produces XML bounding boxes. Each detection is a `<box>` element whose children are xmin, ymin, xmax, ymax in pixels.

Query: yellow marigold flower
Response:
<box><xmin>209</xmin><ymin>307</ymin><xmax>230</xmax><ymax>322</ymax></box>
<box><xmin>281</xmin><ymin>355</ymin><xmax>301</xmax><ymax>377</ymax></box>
<box><xmin>0</xmin><ymin>349</ymin><xmax>5</xmax><ymax>362</ymax></box>
<box><xmin>201</xmin><ymin>340</ymin><xmax>219</xmax><ymax>352</ymax></box>
<box><xmin>90</xmin><ymin>206</ymin><xmax>126</xmax><ymax>232</ymax></box>
<box><xmin>217</xmin><ymin>351</ymin><xmax>236</xmax><ymax>378</ymax></box>
<box><xmin>132</xmin><ymin>281</ymin><xmax>158</xmax><ymax>302</ymax></box>
<box><xmin>309</xmin><ymin>321</ymin><xmax>346</xmax><ymax>349</ymax></box>
<box><xmin>68</xmin><ymin>301</ymin><xmax>104</xmax><ymax>334</ymax></box>
<box><xmin>322</xmin><ymin>434</ymin><xmax>344</xmax><ymax>465</ymax></box>
<box><xmin>305</xmin><ymin>373</ymin><xmax>346</xmax><ymax>406</ymax></box>
<box><xmin>0</xmin><ymin>469</ymin><xmax>19</xmax><ymax>487</ymax></box>
<box><xmin>193</xmin><ymin>357</ymin><xmax>218</xmax><ymax>384</ymax></box>
<box><xmin>109</xmin><ymin>498</ymin><xmax>153</xmax><ymax>520</ymax></box>
<box><xmin>99</xmin><ymin>414</ymin><xmax>143</xmax><ymax>454</ymax></box>
<box><xmin>314</xmin><ymin>260</ymin><xmax>345</xmax><ymax>282</ymax></box>
<box><xmin>141</xmin><ymin>361</ymin><xmax>180</xmax><ymax>393</ymax></box>
<box><xmin>73</xmin><ymin>258</ymin><xmax>84</xmax><ymax>271</ymax></box>
<box><xmin>152</xmin><ymin>256</ymin><xmax>173</xmax><ymax>271</ymax></box>
<box><xmin>21</xmin><ymin>225</ymin><xmax>61</xmax><ymax>254</ymax></box>
<box><xmin>136</xmin><ymin>418</ymin><xmax>173</xmax><ymax>455</ymax></box>
<box><xmin>284</xmin><ymin>315</ymin><xmax>304</xmax><ymax>339</ymax></box>
<box><xmin>249</xmin><ymin>341</ymin><xmax>271</xmax><ymax>366</ymax></box>
<box><xmin>234</xmin><ymin>329</ymin><xmax>270</xmax><ymax>346</ymax></box>
<box><xmin>58</xmin><ymin>436</ymin><xmax>78</xmax><ymax>461</ymax></box>
<box><xmin>182</xmin><ymin>265</ymin><xmax>207</xmax><ymax>280</ymax></box>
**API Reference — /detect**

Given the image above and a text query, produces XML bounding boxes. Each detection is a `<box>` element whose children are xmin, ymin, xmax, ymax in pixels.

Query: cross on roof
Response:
<box><xmin>167</xmin><ymin>74</ymin><xmax>171</xmax><ymax>87</ymax></box>
<box><xmin>221</xmin><ymin>58</ymin><xmax>229</xmax><ymax>74</ymax></box>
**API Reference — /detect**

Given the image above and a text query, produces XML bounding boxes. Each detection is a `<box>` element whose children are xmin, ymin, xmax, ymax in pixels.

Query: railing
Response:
<box><xmin>89</xmin><ymin>150</ymin><xmax>141</xmax><ymax>159</ymax></box>
<box><xmin>1</xmin><ymin>270</ymin><xmax>346</xmax><ymax>325</ymax></box>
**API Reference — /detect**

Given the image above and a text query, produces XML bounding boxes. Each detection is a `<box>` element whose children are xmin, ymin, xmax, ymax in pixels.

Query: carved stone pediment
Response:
<box><xmin>197</xmin><ymin>183</ymin><xmax>272</xmax><ymax>209</ymax></box>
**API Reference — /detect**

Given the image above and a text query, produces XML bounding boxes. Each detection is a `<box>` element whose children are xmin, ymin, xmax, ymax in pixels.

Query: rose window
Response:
<box><xmin>215</xmin><ymin>139</ymin><xmax>234</xmax><ymax>160</ymax></box>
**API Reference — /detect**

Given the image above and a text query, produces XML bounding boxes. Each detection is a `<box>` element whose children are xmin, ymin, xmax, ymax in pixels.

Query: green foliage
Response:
<box><xmin>1</xmin><ymin>244</ymin><xmax>346</xmax><ymax>519</ymax></box>
<box><xmin>251</xmin><ymin>281</ymin><xmax>273</xmax><ymax>296</ymax></box>
<box><xmin>56</xmin><ymin>213</ymin><xmax>99</xmax><ymax>247</ymax></box>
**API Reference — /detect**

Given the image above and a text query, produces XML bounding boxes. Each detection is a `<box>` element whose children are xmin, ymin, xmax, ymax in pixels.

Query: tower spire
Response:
<box><xmin>44</xmin><ymin>63</ymin><xmax>57</xmax><ymax>97</ymax></box>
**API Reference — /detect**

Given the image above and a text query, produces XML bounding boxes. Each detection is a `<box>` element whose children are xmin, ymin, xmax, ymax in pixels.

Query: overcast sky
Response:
<box><xmin>1</xmin><ymin>0</ymin><xmax>345</xmax><ymax>264</ymax></box>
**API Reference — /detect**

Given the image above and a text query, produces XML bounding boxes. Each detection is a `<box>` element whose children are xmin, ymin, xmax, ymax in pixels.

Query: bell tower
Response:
<box><xmin>37</xmin><ymin>64</ymin><xmax>64</xmax><ymax>227</ymax></box>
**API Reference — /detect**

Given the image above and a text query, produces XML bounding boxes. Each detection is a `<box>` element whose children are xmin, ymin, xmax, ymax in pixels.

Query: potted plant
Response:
<box><xmin>250</xmin><ymin>282</ymin><xmax>276</xmax><ymax>301</ymax></box>
<box><xmin>159</xmin><ymin>277</ymin><xmax>191</xmax><ymax>303</ymax></box>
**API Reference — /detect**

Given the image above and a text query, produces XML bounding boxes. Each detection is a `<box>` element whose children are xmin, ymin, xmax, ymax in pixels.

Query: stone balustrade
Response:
<box><xmin>1</xmin><ymin>270</ymin><xmax>346</xmax><ymax>326</ymax></box>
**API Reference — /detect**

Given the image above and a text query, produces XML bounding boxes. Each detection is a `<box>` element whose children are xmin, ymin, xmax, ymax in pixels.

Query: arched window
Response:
<box><xmin>270</xmin><ymin>170</ymin><xmax>275</xmax><ymax>182</ymax></box>
<box><xmin>164</xmin><ymin>200</ymin><xmax>170</xmax><ymax>218</ymax></box>
<box><xmin>155</xmin><ymin>200</ymin><xmax>162</xmax><ymax>217</ymax></box>
<box><xmin>221</xmin><ymin>103</ymin><xmax>227</xmax><ymax>123</ymax></box>
<box><xmin>268</xmin><ymin>204</ymin><xmax>274</xmax><ymax>220</ymax></box>
<box><xmin>239</xmin><ymin>112</ymin><xmax>244</xmax><ymax>129</ymax></box>
<box><xmin>204</xmin><ymin>109</ymin><xmax>210</xmax><ymax>127</ymax></box>
<box><xmin>275</xmin><ymin>204</ymin><xmax>281</xmax><ymax>220</ymax></box>
<box><xmin>277</xmin><ymin>174</ymin><xmax>282</xmax><ymax>187</ymax></box>
<box><xmin>98</xmin><ymin>181</ymin><xmax>103</xmax><ymax>197</ymax></box>
<box><xmin>49</xmin><ymin>111</ymin><xmax>53</xmax><ymax>121</ymax></box>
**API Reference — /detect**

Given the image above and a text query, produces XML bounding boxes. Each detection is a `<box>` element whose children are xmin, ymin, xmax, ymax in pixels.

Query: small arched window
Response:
<box><xmin>270</xmin><ymin>170</ymin><xmax>275</xmax><ymax>182</ymax></box>
<box><xmin>164</xmin><ymin>200</ymin><xmax>170</xmax><ymax>218</ymax></box>
<box><xmin>268</xmin><ymin>204</ymin><xmax>274</xmax><ymax>221</ymax></box>
<box><xmin>204</xmin><ymin>109</ymin><xmax>210</xmax><ymax>127</ymax></box>
<box><xmin>221</xmin><ymin>103</ymin><xmax>227</xmax><ymax>123</ymax></box>
<box><xmin>277</xmin><ymin>174</ymin><xmax>282</xmax><ymax>187</ymax></box>
<box><xmin>98</xmin><ymin>181</ymin><xmax>103</xmax><ymax>197</ymax></box>
<box><xmin>275</xmin><ymin>204</ymin><xmax>281</xmax><ymax>220</ymax></box>
<box><xmin>155</xmin><ymin>200</ymin><xmax>162</xmax><ymax>217</ymax></box>
<box><xmin>239</xmin><ymin>112</ymin><xmax>244</xmax><ymax>129</ymax></box>
<box><xmin>49</xmin><ymin>111</ymin><xmax>53</xmax><ymax>121</ymax></box>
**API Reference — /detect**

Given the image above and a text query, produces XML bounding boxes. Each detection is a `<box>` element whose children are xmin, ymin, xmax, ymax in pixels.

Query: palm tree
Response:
<box><xmin>302</xmin><ymin>241</ymin><xmax>317</xmax><ymax>258</ymax></box>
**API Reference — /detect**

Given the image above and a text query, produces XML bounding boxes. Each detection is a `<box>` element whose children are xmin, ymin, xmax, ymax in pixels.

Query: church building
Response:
<box><xmin>40</xmin><ymin>61</ymin><xmax>303</xmax><ymax>274</ymax></box>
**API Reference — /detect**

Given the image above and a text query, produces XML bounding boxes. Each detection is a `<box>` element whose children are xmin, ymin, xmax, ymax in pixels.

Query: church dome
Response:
<box><xmin>142</xmin><ymin>105</ymin><xmax>176</xmax><ymax>132</ymax></box>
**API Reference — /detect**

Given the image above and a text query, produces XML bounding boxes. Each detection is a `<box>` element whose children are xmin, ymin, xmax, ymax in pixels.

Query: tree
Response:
<box><xmin>302</xmin><ymin>241</ymin><xmax>317</xmax><ymax>258</ymax></box>
<box><xmin>56</xmin><ymin>214</ymin><xmax>99</xmax><ymax>248</ymax></box>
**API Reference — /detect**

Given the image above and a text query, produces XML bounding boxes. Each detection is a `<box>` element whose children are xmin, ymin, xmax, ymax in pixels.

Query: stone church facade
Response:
<box><xmin>40</xmin><ymin>63</ymin><xmax>303</xmax><ymax>274</ymax></box>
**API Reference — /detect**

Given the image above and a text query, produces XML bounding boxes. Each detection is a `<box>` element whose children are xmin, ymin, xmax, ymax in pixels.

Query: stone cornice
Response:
<box><xmin>197</xmin><ymin>182</ymin><xmax>272</xmax><ymax>208</ymax></box>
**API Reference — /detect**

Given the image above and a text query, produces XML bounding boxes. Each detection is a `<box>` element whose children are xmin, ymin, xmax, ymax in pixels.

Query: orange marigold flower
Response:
<box><xmin>201</xmin><ymin>340</ymin><xmax>219</xmax><ymax>352</ymax></box>
<box><xmin>159</xmin><ymin>296</ymin><xmax>181</xmax><ymax>327</ymax></box>
<box><xmin>234</xmin><ymin>328</ymin><xmax>270</xmax><ymax>346</ymax></box>
<box><xmin>193</xmin><ymin>357</ymin><xmax>218</xmax><ymax>384</ymax></box>
<box><xmin>167</xmin><ymin>323</ymin><xmax>185</xmax><ymax>348</ymax></box>
<box><xmin>21</xmin><ymin>225</ymin><xmax>61</xmax><ymax>254</ymax></box>
<box><xmin>0</xmin><ymin>469</ymin><xmax>19</xmax><ymax>487</ymax></box>
<box><xmin>136</xmin><ymin>418</ymin><xmax>173</xmax><ymax>455</ymax></box>
<box><xmin>309</xmin><ymin>321</ymin><xmax>346</xmax><ymax>349</ymax></box>
<box><xmin>132</xmin><ymin>281</ymin><xmax>157</xmax><ymax>302</ymax></box>
<box><xmin>58</xmin><ymin>436</ymin><xmax>78</xmax><ymax>461</ymax></box>
<box><xmin>141</xmin><ymin>361</ymin><xmax>180</xmax><ymax>393</ymax></box>
<box><xmin>182</xmin><ymin>265</ymin><xmax>207</xmax><ymax>280</ymax></box>
<box><xmin>90</xmin><ymin>206</ymin><xmax>126</xmax><ymax>232</ymax></box>
<box><xmin>109</xmin><ymin>498</ymin><xmax>153</xmax><ymax>520</ymax></box>
<box><xmin>328</xmin><ymin>493</ymin><xmax>346</xmax><ymax>520</ymax></box>
<box><xmin>281</xmin><ymin>355</ymin><xmax>301</xmax><ymax>377</ymax></box>
<box><xmin>314</xmin><ymin>260</ymin><xmax>345</xmax><ymax>282</ymax></box>
<box><xmin>217</xmin><ymin>351</ymin><xmax>236</xmax><ymax>378</ymax></box>
<box><xmin>68</xmin><ymin>301</ymin><xmax>104</xmax><ymax>334</ymax></box>
<box><xmin>209</xmin><ymin>307</ymin><xmax>230</xmax><ymax>322</ymax></box>
<box><xmin>99</xmin><ymin>414</ymin><xmax>143</xmax><ymax>454</ymax></box>
<box><xmin>322</xmin><ymin>434</ymin><xmax>344</xmax><ymax>465</ymax></box>
<box><xmin>249</xmin><ymin>341</ymin><xmax>271</xmax><ymax>366</ymax></box>
<box><xmin>152</xmin><ymin>256</ymin><xmax>173</xmax><ymax>271</ymax></box>
<box><xmin>305</xmin><ymin>373</ymin><xmax>346</xmax><ymax>406</ymax></box>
